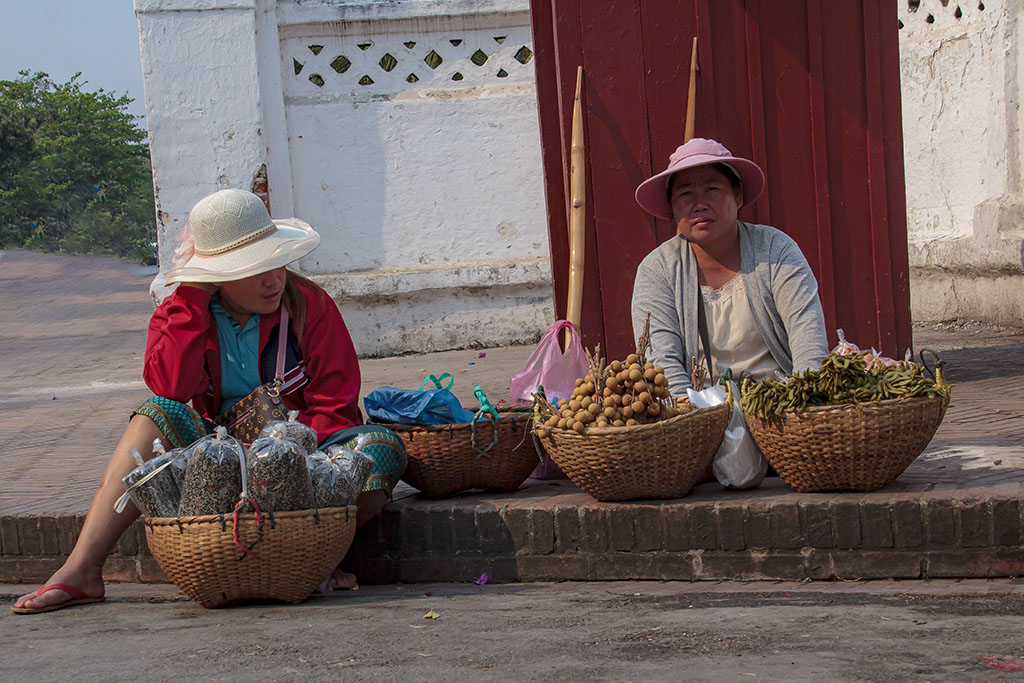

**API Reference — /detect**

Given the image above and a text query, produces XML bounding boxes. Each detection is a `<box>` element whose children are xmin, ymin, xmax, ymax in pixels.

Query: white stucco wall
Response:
<box><xmin>135</xmin><ymin>0</ymin><xmax>554</xmax><ymax>356</ymax></box>
<box><xmin>900</xmin><ymin>0</ymin><xmax>1024</xmax><ymax>323</ymax></box>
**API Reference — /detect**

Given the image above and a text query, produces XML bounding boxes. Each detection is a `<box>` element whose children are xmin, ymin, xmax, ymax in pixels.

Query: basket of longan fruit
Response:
<box><xmin>531</xmin><ymin>345</ymin><xmax>731</xmax><ymax>502</ymax></box>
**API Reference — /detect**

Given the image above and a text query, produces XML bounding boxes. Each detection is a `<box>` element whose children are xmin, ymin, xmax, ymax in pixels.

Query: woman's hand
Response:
<box><xmin>178</xmin><ymin>281</ymin><xmax>219</xmax><ymax>295</ymax></box>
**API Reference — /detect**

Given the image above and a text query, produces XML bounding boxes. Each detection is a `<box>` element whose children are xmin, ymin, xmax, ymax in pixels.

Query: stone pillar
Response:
<box><xmin>900</xmin><ymin>0</ymin><xmax>1024</xmax><ymax>324</ymax></box>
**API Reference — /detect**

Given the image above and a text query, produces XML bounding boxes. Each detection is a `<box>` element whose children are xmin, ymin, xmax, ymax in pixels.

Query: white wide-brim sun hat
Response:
<box><xmin>164</xmin><ymin>189</ymin><xmax>320</xmax><ymax>284</ymax></box>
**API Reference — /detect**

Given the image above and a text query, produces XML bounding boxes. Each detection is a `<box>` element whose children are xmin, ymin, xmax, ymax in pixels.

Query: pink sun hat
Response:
<box><xmin>635</xmin><ymin>137</ymin><xmax>766</xmax><ymax>220</ymax></box>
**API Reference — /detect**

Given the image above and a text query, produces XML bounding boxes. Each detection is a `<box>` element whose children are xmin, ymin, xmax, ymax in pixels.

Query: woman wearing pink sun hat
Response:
<box><xmin>630</xmin><ymin>137</ymin><xmax>828</xmax><ymax>396</ymax></box>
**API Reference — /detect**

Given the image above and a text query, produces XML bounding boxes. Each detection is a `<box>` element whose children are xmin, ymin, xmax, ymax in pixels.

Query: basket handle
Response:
<box><xmin>918</xmin><ymin>348</ymin><xmax>944</xmax><ymax>380</ymax></box>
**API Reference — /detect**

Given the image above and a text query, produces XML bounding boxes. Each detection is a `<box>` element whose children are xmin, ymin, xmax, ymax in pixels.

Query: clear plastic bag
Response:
<box><xmin>246</xmin><ymin>430</ymin><xmax>314</xmax><ymax>512</ymax></box>
<box><xmin>258</xmin><ymin>410</ymin><xmax>318</xmax><ymax>455</ymax></box>
<box><xmin>324</xmin><ymin>444</ymin><xmax>374</xmax><ymax>505</ymax></box>
<box><xmin>166</xmin><ymin>445</ymin><xmax>191</xmax><ymax>493</ymax></box>
<box><xmin>307</xmin><ymin>451</ymin><xmax>352</xmax><ymax>508</ymax></box>
<box><xmin>120</xmin><ymin>439</ymin><xmax>181</xmax><ymax>517</ymax></box>
<box><xmin>179</xmin><ymin>426</ymin><xmax>245</xmax><ymax>516</ymax></box>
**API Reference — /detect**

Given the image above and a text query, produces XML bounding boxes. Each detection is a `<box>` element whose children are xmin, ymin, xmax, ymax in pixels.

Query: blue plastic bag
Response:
<box><xmin>364</xmin><ymin>386</ymin><xmax>477</xmax><ymax>426</ymax></box>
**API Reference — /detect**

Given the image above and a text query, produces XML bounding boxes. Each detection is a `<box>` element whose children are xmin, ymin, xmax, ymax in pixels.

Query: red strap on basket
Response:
<box><xmin>232</xmin><ymin>497</ymin><xmax>264</xmax><ymax>560</ymax></box>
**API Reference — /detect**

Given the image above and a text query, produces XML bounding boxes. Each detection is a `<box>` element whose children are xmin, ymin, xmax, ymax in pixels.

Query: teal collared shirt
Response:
<box><xmin>210</xmin><ymin>297</ymin><xmax>261</xmax><ymax>415</ymax></box>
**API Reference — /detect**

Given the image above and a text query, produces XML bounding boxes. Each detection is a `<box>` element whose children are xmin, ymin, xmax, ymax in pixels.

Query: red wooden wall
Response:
<box><xmin>530</xmin><ymin>0</ymin><xmax>912</xmax><ymax>361</ymax></box>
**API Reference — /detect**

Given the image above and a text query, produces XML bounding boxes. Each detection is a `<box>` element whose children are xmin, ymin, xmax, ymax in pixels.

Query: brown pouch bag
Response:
<box><xmin>216</xmin><ymin>306</ymin><xmax>291</xmax><ymax>445</ymax></box>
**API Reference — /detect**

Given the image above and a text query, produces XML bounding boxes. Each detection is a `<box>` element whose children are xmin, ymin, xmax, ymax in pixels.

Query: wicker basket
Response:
<box><xmin>745</xmin><ymin>395</ymin><xmax>949</xmax><ymax>492</ymax></box>
<box><xmin>145</xmin><ymin>506</ymin><xmax>357</xmax><ymax>608</ymax></box>
<box><xmin>386</xmin><ymin>408</ymin><xmax>540</xmax><ymax>498</ymax></box>
<box><xmin>537</xmin><ymin>403</ymin><xmax>731</xmax><ymax>501</ymax></box>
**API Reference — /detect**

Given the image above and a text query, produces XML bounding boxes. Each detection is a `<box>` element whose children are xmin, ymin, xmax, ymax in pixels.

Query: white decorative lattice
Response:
<box><xmin>898</xmin><ymin>0</ymin><xmax>989</xmax><ymax>33</ymax></box>
<box><xmin>283</xmin><ymin>25</ymin><xmax>534</xmax><ymax>97</ymax></box>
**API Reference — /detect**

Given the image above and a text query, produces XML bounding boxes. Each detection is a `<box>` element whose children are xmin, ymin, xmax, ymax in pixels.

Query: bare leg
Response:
<box><xmin>13</xmin><ymin>415</ymin><xmax>165</xmax><ymax>611</ymax></box>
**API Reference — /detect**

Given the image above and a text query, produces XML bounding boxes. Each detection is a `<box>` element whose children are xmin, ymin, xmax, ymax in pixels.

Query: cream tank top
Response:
<box><xmin>700</xmin><ymin>275</ymin><xmax>781</xmax><ymax>382</ymax></box>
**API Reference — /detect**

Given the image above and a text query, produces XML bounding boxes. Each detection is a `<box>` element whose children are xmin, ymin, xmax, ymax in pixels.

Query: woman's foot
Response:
<box><xmin>11</xmin><ymin>566</ymin><xmax>105</xmax><ymax>614</ymax></box>
<box><xmin>315</xmin><ymin>568</ymin><xmax>358</xmax><ymax>594</ymax></box>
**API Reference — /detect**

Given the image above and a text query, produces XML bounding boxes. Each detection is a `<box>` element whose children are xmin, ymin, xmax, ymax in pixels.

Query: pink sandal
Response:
<box><xmin>11</xmin><ymin>583</ymin><xmax>105</xmax><ymax>614</ymax></box>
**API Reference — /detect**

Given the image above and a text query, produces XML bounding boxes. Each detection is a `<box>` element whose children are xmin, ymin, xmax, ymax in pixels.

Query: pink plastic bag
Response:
<box><xmin>510</xmin><ymin>320</ymin><xmax>588</xmax><ymax>406</ymax></box>
<box><xmin>510</xmin><ymin>320</ymin><xmax>588</xmax><ymax>480</ymax></box>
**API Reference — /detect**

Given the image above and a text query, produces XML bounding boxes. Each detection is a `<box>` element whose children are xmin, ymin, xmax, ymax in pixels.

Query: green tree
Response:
<box><xmin>0</xmin><ymin>71</ymin><xmax>155</xmax><ymax>260</ymax></box>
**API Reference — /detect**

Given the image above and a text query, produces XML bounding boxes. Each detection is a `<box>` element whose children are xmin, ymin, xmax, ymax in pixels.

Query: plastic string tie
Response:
<box><xmin>470</xmin><ymin>385</ymin><xmax>500</xmax><ymax>459</ymax></box>
<box><xmin>231</xmin><ymin>439</ymin><xmax>263</xmax><ymax>560</ymax></box>
<box><xmin>419</xmin><ymin>372</ymin><xmax>454</xmax><ymax>391</ymax></box>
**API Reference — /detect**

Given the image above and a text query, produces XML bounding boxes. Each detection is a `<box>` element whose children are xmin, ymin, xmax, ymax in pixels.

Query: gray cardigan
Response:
<box><xmin>631</xmin><ymin>221</ymin><xmax>829</xmax><ymax>392</ymax></box>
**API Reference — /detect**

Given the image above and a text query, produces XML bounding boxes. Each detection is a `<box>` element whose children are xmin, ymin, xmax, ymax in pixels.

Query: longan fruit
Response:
<box><xmin>596</xmin><ymin>418</ymin><xmax>608</xmax><ymax>428</ymax></box>
<box><xmin>612</xmin><ymin>419</ymin><xmax>625</xmax><ymax>427</ymax></box>
<box><xmin>654</xmin><ymin>366</ymin><xmax>665</xmax><ymax>375</ymax></box>
<box><xmin>631</xmin><ymin>400</ymin><xmax>645</xmax><ymax>413</ymax></box>
<box><xmin>621</xmin><ymin>405</ymin><xmax>634</xmax><ymax>419</ymax></box>
<box><xmin>605</xmin><ymin>376</ymin><xmax>618</xmax><ymax>390</ymax></box>
<box><xmin>654</xmin><ymin>373</ymin><xmax>667</xmax><ymax>387</ymax></box>
<box><xmin>558</xmin><ymin>399</ymin><xmax>569</xmax><ymax>409</ymax></box>
<box><xmin>638</xmin><ymin>391</ymin><xmax>652</xmax><ymax>404</ymax></box>
<box><xmin>644</xmin><ymin>367</ymin><xmax>657</xmax><ymax>381</ymax></box>
<box><xmin>629</xmin><ymin>368</ymin><xmax>643</xmax><ymax>382</ymax></box>
<box><xmin>646</xmin><ymin>403</ymin><xmax>661</xmax><ymax>418</ymax></box>
<box><xmin>644</xmin><ymin>361</ymin><xmax>654</xmax><ymax>370</ymax></box>
<box><xmin>580</xmin><ymin>396</ymin><xmax>593</xmax><ymax>409</ymax></box>
<box><xmin>634</xmin><ymin>380</ymin><xmax>648</xmax><ymax>393</ymax></box>
<box><xmin>603</xmin><ymin>406</ymin><xmax>617</xmax><ymax>419</ymax></box>
<box><xmin>626</xmin><ymin>353</ymin><xmax>639</xmax><ymax>365</ymax></box>
<box><xmin>610</xmin><ymin>360</ymin><xmax>623</xmax><ymax>372</ymax></box>
<box><xmin>587</xmin><ymin>403</ymin><xmax>601</xmax><ymax>416</ymax></box>
<box><xmin>557</xmin><ymin>418</ymin><xmax>569</xmax><ymax>429</ymax></box>
<box><xmin>575</xmin><ymin>377</ymin><xmax>585</xmax><ymax>387</ymax></box>
<box><xmin>545</xmin><ymin>416</ymin><xmax>559</xmax><ymax>427</ymax></box>
<box><xmin>561</xmin><ymin>409</ymin><xmax>573</xmax><ymax>419</ymax></box>
<box><xmin>572</xmin><ymin>421</ymin><xmax>585</xmax><ymax>433</ymax></box>
<box><xmin>606</xmin><ymin>393</ymin><xmax>621</xmax><ymax>407</ymax></box>
<box><xmin>569</xmin><ymin>399</ymin><xmax>581</xmax><ymax>411</ymax></box>
<box><xmin>626</xmin><ymin>418</ymin><xmax>638</xmax><ymax>427</ymax></box>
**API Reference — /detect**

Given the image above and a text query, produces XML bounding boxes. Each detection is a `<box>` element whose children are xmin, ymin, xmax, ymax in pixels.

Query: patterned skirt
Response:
<box><xmin>133</xmin><ymin>396</ymin><xmax>407</xmax><ymax>496</ymax></box>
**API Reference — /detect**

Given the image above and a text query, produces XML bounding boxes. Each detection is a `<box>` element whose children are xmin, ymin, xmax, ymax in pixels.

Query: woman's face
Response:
<box><xmin>669</xmin><ymin>164</ymin><xmax>743</xmax><ymax>250</ymax></box>
<box><xmin>217</xmin><ymin>267</ymin><xmax>286</xmax><ymax>318</ymax></box>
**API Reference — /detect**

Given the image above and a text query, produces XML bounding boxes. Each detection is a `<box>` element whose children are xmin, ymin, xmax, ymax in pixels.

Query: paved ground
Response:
<box><xmin>3</xmin><ymin>579</ymin><xmax>1024</xmax><ymax>681</ymax></box>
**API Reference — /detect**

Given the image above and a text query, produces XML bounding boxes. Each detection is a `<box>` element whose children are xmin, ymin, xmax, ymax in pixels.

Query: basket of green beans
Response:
<box><xmin>740</xmin><ymin>351</ymin><xmax>951</xmax><ymax>492</ymax></box>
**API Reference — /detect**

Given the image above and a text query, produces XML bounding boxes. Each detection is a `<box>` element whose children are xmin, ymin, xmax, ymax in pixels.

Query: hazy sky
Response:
<box><xmin>0</xmin><ymin>1</ymin><xmax>147</xmax><ymax>121</ymax></box>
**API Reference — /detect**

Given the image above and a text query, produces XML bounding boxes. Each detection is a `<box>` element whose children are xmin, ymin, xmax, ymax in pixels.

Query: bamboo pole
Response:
<box><xmin>677</xmin><ymin>37</ymin><xmax>700</xmax><ymax>236</ymax></box>
<box><xmin>565</xmin><ymin>65</ymin><xmax>586</xmax><ymax>350</ymax></box>
<box><xmin>684</xmin><ymin>36</ymin><xmax>698</xmax><ymax>143</ymax></box>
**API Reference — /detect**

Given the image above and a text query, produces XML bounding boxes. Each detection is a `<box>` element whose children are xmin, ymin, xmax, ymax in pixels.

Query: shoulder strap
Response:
<box><xmin>697</xmin><ymin>288</ymin><xmax>714</xmax><ymax>383</ymax></box>
<box><xmin>275</xmin><ymin>306</ymin><xmax>290</xmax><ymax>382</ymax></box>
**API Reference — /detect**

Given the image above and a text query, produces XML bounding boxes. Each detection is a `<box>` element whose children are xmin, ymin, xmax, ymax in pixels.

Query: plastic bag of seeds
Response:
<box><xmin>258</xmin><ymin>410</ymin><xmax>318</xmax><ymax>455</ymax></box>
<box><xmin>247</xmin><ymin>430</ymin><xmax>314</xmax><ymax>512</ymax></box>
<box><xmin>166</xmin><ymin>445</ymin><xmax>191</xmax><ymax>493</ymax></box>
<box><xmin>324</xmin><ymin>445</ymin><xmax>374</xmax><ymax>504</ymax></box>
<box><xmin>306</xmin><ymin>451</ymin><xmax>353</xmax><ymax>508</ymax></box>
<box><xmin>179</xmin><ymin>426</ymin><xmax>245</xmax><ymax>516</ymax></box>
<box><xmin>119</xmin><ymin>440</ymin><xmax>181</xmax><ymax>517</ymax></box>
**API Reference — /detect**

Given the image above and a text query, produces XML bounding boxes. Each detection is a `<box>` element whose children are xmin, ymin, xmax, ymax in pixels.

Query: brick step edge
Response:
<box><xmin>3</xmin><ymin>489</ymin><xmax>1024</xmax><ymax>584</ymax></box>
<box><xmin>3</xmin><ymin>548</ymin><xmax>1023</xmax><ymax>585</ymax></box>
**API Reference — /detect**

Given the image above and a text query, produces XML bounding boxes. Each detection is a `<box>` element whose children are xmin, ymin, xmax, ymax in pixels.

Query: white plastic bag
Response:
<box><xmin>686</xmin><ymin>380</ymin><xmax>766</xmax><ymax>489</ymax></box>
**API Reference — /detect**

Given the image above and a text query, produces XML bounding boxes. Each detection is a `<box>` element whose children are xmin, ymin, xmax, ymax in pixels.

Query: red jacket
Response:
<box><xmin>144</xmin><ymin>281</ymin><xmax>363</xmax><ymax>443</ymax></box>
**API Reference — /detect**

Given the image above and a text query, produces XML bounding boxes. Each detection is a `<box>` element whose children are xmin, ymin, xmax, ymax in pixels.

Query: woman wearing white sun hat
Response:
<box><xmin>13</xmin><ymin>189</ymin><xmax>406</xmax><ymax>614</ymax></box>
<box><xmin>631</xmin><ymin>137</ymin><xmax>829</xmax><ymax>395</ymax></box>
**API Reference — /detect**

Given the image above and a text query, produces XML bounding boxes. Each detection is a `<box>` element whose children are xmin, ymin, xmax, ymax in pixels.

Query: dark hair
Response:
<box><xmin>282</xmin><ymin>269</ymin><xmax>322</xmax><ymax>343</ymax></box>
<box><xmin>666</xmin><ymin>162</ymin><xmax>741</xmax><ymax>202</ymax></box>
